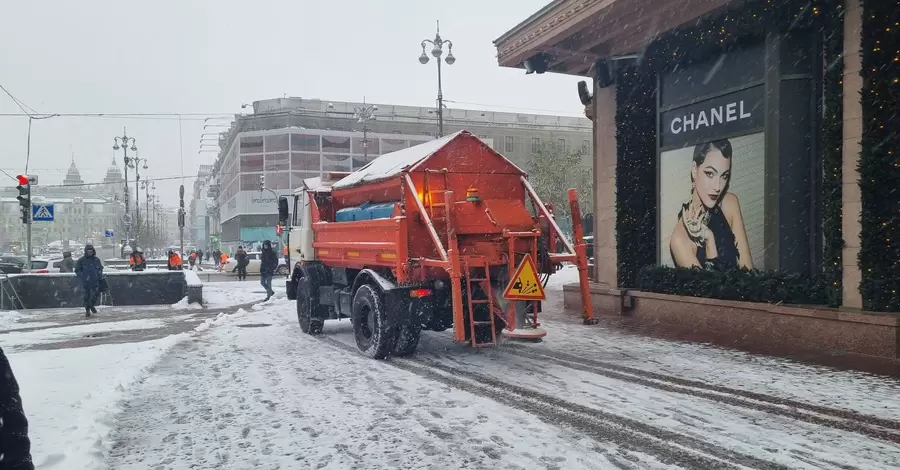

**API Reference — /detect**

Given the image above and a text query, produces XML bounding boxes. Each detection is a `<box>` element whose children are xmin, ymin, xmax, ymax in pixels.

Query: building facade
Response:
<box><xmin>208</xmin><ymin>98</ymin><xmax>591</xmax><ymax>253</ymax></box>
<box><xmin>0</xmin><ymin>159</ymin><xmax>127</xmax><ymax>252</ymax></box>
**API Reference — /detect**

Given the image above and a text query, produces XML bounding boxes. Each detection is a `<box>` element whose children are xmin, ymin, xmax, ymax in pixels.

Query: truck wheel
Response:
<box><xmin>351</xmin><ymin>284</ymin><xmax>396</xmax><ymax>359</ymax></box>
<box><xmin>297</xmin><ymin>277</ymin><xmax>323</xmax><ymax>335</ymax></box>
<box><xmin>393</xmin><ymin>323</ymin><xmax>421</xmax><ymax>357</ymax></box>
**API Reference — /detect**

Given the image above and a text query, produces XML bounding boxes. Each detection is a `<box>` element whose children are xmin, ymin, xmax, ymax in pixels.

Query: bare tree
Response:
<box><xmin>527</xmin><ymin>142</ymin><xmax>593</xmax><ymax>232</ymax></box>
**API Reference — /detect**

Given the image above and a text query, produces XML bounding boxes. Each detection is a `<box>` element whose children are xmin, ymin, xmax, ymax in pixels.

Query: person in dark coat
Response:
<box><xmin>259</xmin><ymin>240</ymin><xmax>277</xmax><ymax>300</ymax></box>
<box><xmin>235</xmin><ymin>246</ymin><xmax>249</xmax><ymax>281</ymax></box>
<box><xmin>59</xmin><ymin>251</ymin><xmax>75</xmax><ymax>273</ymax></box>
<box><xmin>74</xmin><ymin>244</ymin><xmax>103</xmax><ymax>317</ymax></box>
<box><xmin>0</xmin><ymin>347</ymin><xmax>33</xmax><ymax>470</ymax></box>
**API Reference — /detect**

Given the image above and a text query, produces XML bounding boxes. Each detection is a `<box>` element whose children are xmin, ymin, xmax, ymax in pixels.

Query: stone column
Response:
<box><xmin>841</xmin><ymin>0</ymin><xmax>863</xmax><ymax>308</ymax></box>
<box><xmin>592</xmin><ymin>81</ymin><xmax>618</xmax><ymax>289</ymax></box>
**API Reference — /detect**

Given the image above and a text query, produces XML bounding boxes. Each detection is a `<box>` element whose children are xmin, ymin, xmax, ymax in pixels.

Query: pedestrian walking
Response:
<box><xmin>259</xmin><ymin>240</ymin><xmax>277</xmax><ymax>300</ymax></box>
<box><xmin>0</xmin><ymin>346</ymin><xmax>34</xmax><ymax>470</ymax></box>
<box><xmin>59</xmin><ymin>251</ymin><xmax>75</xmax><ymax>273</ymax></box>
<box><xmin>74</xmin><ymin>244</ymin><xmax>103</xmax><ymax>317</ymax></box>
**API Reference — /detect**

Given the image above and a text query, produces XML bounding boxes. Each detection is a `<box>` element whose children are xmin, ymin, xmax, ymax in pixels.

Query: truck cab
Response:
<box><xmin>285</xmin><ymin>172</ymin><xmax>350</xmax><ymax>299</ymax></box>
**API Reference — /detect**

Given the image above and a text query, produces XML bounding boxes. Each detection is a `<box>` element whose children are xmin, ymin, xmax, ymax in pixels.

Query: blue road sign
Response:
<box><xmin>104</xmin><ymin>229</ymin><xmax>115</xmax><ymax>237</ymax></box>
<box><xmin>32</xmin><ymin>204</ymin><xmax>54</xmax><ymax>222</ymax></box>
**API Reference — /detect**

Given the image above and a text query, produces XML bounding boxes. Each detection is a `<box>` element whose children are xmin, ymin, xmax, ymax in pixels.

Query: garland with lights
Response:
<box><xmin>858</xmin><ymin>1</ymin><xmax>900</xmax><ymax>311</ymax></box>
<box><xmin>613</xmin><ymin>0</ymin><xmax>844</xmax><ymax>305</ymax></box>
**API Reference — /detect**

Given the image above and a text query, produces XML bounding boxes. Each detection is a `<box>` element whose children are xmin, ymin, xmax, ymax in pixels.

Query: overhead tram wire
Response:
<box><xmin>36</xmin><ymin>174</ymin><xmax>198</xmax><ymax>189</ymax></box>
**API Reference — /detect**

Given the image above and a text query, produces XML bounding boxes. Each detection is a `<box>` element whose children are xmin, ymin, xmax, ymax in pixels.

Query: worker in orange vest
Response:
<box><xmin>219</xmin><ymin>251</ymin><xmax>228</xmax><ymax>272</ymax></box>
<box><xmin>167</xmin><ymin>250</ymin><xmax>183</xmax><ymax>270</ymax></box>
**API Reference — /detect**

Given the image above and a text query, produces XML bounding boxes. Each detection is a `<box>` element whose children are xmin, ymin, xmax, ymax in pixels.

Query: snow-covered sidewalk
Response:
<box><xmin>1</xmin><ymin>279</ymin><xmax>277</xmax><ymax>470</ymax></box>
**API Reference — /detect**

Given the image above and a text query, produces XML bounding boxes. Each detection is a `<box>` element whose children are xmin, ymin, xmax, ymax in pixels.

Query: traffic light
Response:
<box><xmin>16</xmin><ymin>175</ymin><xmax>30</xmax><ymax>224</ymax></box>
<box><xmin>258</xmin><ymin>174</ymin><xmax>265</xmax><ymax>192</ymax></box>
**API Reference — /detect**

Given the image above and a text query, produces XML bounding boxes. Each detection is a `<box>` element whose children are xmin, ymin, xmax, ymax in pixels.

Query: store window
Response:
<box><xmin>291</xmin><ymin>152</ymin><xmax>320</xmax><ymax>171</ymax></box>
<box><xmin>265</xmin><ymin>152</ymin><xmax>290</xmax><ymax>172</ymax></box>
<box><xmin>531</xmin><ymin>138</ymin><xmax>541</xmax><ymax>153</ymax></box>
<box><xmin>322</xmin><ymin>136</ymin><xmax>351</xmax><ymax>153</ymax></box>
<box><xmin>322</xmin><ymin>154</ymin><xmax>352</xmax><ymax>172</ymax></box>
<box><xmin>240</xmin><ymin>136</ymin><xmax>264</xmax><ymax>154</ymax></box>
<box><xmin>240</xmin><ymin>173</ymin><xmax>262</xmax><ymax>191</ymax></box>
<box><xmin>266</xmin><ymin>171</ymin><xmax>291</xmax><ymax>190</ymax></box>
<box><xmin>264</xmin><ymin>134</ymin><xmax>289</xmax><ymax>153</ymax></box>
<box><xmin>352</xmin><ymin>137</ymin><xmax>379</xmax><ymax>154</ymax></box>
<box><xmin>240</xmin><ymin>154</ymin><xmax>264</xmax><ymax>172</ymax></box>
<box><xmin>381</xmin><ymin>138</ymin><xmax>408</xmax><ymax>153</ymax></box>
<box><xmin>291</xmin><ymin>133</ymin><xmax>320</xmax><ymax>152</ymax></box>
<box><xmin>291</xmin><ymin>171</ymin><xmax>320</xmax><ymax>188</ymax></box>
<box><xmin>505</xmin><ymin>136</ymin><xmax>514</xmax><ymax>152</ymax></box>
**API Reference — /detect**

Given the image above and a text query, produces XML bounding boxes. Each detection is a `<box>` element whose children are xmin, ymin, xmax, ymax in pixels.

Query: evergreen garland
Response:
<box><xmin>858</xmin><ymin>0</ymin><xmax>900</xmax><ymax>311</ymax></box>
<box><xmin>821</xmin><ymin>3</ymin><xmax>845</xmax><ymax>307</ymax></box>
<box><xmin>614</xmin><ymin>68</ymin><xmax>657</xmax><ymax>288</ymax></box>
<box><xmin>637</xmin><ymin>265</ymin><xmax>829</xmax><ymax>305</ymax></box>
<box><xmin>613</xmin><ymin>0</ymin><xmax>844</xmax><ymax>306</ymax></box>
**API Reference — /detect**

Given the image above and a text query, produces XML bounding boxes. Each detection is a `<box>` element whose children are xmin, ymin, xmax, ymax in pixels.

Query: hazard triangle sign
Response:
<box><xmin>502</xmin><ymin>254</ymin><xmax>546</xmax><ymax>301</ymax></box>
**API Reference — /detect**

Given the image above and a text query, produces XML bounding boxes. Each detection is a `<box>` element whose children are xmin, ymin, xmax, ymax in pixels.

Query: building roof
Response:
<box><xmin>104</xmin><ymin>157</ymin><xmax>123</xmax><ymax>183</ymax></box>
<box><xmin>63</xmin><ymin>160</ymin><xmax>84</xmax><ymax>186</ymax></box>
<box><xmin>493</xmin><ymin>0</ymin><xmax>732</xmax><ymax>75</ymax></box>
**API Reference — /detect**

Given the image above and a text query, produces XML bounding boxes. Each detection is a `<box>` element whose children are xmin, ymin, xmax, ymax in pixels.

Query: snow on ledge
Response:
<box><xmin>183</xmin><ymin>270</ymin><xmax>202</xmax><ymax>287</ymax></box>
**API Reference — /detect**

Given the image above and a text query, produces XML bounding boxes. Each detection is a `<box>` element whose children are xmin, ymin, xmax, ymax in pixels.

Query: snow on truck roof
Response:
<box><xmin>332</xmin><ymin>130</ymin><xmax>475</xmax><ymax>189</ymax></box>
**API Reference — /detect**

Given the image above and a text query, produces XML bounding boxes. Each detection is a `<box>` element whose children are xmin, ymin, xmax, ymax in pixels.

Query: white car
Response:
<box><xmin>224</xmin><ymin>252</ymin><xmax>288</xmax><ymax>275</ymax></box>
<box><xmin>29</xmin><ymin>257</ymin><xmax>65</xmax><ymax>273</ymax></box>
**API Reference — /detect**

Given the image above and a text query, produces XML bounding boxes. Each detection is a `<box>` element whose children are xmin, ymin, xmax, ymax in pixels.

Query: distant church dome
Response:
<box><xmin>63</xmin><ymin>159</ymin><xmax>84</xmax><ymax>186</ymax></box>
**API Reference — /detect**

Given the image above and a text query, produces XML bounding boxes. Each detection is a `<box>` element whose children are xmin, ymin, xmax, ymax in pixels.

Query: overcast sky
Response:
<box><xmin>0</xmin><ymin>0</ymin><xmax>585</xmax><ymax>205</ymax></box>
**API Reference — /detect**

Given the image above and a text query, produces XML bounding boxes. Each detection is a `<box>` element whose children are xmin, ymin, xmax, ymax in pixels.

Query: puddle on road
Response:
<box><xmin>236</xmin><ymin>323</ymin><xmax>272</xmax><ymax>328</ymax></box>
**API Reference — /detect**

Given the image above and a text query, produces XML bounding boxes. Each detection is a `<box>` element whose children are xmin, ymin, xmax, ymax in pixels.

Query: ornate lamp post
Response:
<box><xmin>418</xmin><ymin>20</ymin><xmax>455</xmax><ymax>137</ymax></box>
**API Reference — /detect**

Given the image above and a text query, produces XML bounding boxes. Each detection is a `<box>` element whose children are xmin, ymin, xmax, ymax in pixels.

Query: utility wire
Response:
<box><xmin>32</xmin><ymin>174</ymin><xmax>198</xmax><ymax>188</ymax></box>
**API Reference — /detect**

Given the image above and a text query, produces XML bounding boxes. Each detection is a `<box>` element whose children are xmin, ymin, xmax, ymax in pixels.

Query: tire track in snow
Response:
<box><xmin>496</xmin><ymin>344</ymin><xmax>900</xmax><ymax>445</ymax></box>
<box><xmin>317</xmin><ymin>336</ymin><xmax>787</xmax><ymax>470</ymax></box>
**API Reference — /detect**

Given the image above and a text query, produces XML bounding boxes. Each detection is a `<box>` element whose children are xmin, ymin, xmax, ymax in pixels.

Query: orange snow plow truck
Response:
<box><xmin>283</xmin><ymin>130</ymin><xmax>595</xmax><ymax>359</ymax></box>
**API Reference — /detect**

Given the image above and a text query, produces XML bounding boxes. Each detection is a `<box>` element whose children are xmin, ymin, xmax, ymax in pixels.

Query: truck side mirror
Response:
<box><xmin>278</xmin><ymin>197</ymin><xmax>289</xmax><ymax>226</ymax></box>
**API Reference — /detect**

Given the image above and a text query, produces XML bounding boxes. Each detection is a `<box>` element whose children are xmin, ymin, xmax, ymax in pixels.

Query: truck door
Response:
<box><xmin>290</xmin><ymin>193</ymin><xmax>315</xmax><ymax>262</ymax></box>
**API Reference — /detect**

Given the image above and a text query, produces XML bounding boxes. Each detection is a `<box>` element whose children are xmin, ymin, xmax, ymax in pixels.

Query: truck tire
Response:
<box><xmin>393</xmin><ymin>323</ymin><xmax>421</xmax><ymax>357</ymax></box>
<box><xmin>351</xmin><ymin>284</ymin><xmax>396</xmax><ymax>359</ymax></box>
<box><xmin>297</xmin><ymin>277</ymin><xmax>324</xmax><ymax>335</ymax></box>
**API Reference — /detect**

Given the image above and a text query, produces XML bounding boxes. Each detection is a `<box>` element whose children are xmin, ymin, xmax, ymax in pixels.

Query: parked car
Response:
<box><xmin>0</xmin><ymin>256</ymin><xmax>26</xmax><ymax>274</ymax></box>
<box><xmin>223</xmin><ymin>252</ymin><xmax>288</xmax><ymax>275</ymax></box>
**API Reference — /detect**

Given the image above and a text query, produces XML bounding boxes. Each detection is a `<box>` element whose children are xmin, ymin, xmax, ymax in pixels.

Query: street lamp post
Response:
<box><xmin>113</xmin><ymin>130</ymin><xmax>137</xmax><ymax>243</ymax></box>
<box><xmin>419</xmin><ymin>20</ymin><xmax>455</xmax><ymax>137</ymax></box>
<box><xmin>353</xmin><ymin>99</ymin><xmax>378</xmax><ymax>159</ymax></box>
<box><xmin>130</xmin><ymin>155</ymin><xmax>149</xmax><ymax>247</ymax></box>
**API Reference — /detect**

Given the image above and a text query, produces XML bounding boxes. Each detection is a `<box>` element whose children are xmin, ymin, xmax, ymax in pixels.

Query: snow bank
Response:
<box><xmin>10</xmin><ymin>335</ymin><xmax>187</xmax><ymax>470</ymax></box>
<box><xmin>183</xmin><ymin>270</ymin><xmax>202</xmax><ymax>287</ymax></box>
<box><xmin>0</xmin><ymin>310</ymin><xmax>25</xmax><ymax>330</ymax></box>
<box><xmin>171</xmin><ymin>296</ymin><xmax>202</xmax><ymax>310</ymax></box>
<box><xmin>192</xmin><ymin>308</ymin><xmax>248</xmax><ymax>334</ymax></box>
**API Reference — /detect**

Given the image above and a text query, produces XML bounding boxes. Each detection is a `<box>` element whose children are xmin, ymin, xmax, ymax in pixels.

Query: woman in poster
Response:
<box><xmin>669</xmin><ymin>138</ymin><xmax>753</xmax><ymax>270</ymax></box>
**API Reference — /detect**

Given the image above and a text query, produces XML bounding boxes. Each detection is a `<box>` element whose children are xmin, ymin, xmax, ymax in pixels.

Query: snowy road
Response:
<box><xmin>102</xmin><ymin>269</ymin><xmax>900</xmax><ymax>470</ymax></box>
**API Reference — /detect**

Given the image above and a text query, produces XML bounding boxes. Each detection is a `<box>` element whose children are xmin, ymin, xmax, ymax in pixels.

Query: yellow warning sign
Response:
<box><xmin>502</xmin><ymin>254</ymin><xmax>546</xmax><ymax>301</ymax></box>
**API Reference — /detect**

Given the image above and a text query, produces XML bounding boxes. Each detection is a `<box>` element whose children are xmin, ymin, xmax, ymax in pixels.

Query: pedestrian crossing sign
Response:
<box><xmin>502</xmin><ymin>254</ymin><xmax>546</xmax><ymax>301</ymax></box>
<box><xmin>31</xmin><ymin>204</ymin><xmax>54</xmax><ymax>222</ymax></box>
